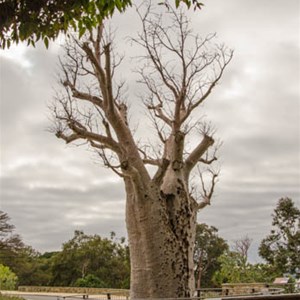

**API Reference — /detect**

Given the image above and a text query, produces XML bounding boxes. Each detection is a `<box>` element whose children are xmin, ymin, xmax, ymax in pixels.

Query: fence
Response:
<box><xmin>12</xmin><ymin>286</ymin><xmax>300</xmax><ymax>300</ymax></box>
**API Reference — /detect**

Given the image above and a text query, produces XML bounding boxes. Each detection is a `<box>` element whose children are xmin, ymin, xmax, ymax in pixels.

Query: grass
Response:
<box><xmin>0</xmin><ymin>295</ymin><xmax>25</xmax><ymax>300</ymax></box>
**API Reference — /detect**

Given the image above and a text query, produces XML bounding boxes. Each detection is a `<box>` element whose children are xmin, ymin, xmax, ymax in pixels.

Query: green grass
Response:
<box><xmin>0</xmin><ymin>296</ymin><xmax>25</xmax><ymax>300</ymax></box>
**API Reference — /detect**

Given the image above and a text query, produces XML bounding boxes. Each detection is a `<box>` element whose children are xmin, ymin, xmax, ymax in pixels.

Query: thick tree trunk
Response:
<box><xmin>125</xmin><ymin>168</ymin><xmax>197</xmax><ymax>299</ymax></box>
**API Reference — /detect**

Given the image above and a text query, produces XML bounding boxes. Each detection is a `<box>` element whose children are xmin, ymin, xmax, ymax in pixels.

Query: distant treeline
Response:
<box><xmin>0</xmin><ymin>197</ymin><xmax>299</xmax><ymax>289</ymax></box>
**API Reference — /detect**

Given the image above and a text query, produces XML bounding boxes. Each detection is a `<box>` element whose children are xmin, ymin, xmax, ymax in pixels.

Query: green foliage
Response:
<box><xmin>0</xmin><ymin>0</ymin><xmax>131</xmax><ymax>49</ymax></box>
<box><xmin>213</xmin><ymin>251</ymin><xmax>274</xmax><ymax>285</ymax></box>
<box><xmin>0</xmin><ymin>0</ymin><xmax>204</xmax><ymax>49</ymax></box>
<box><xmin>50</xmin><ymin>230</ymin><xmax>130</xmax><ymax>288</ymax></box>
<box><xmin>0</xmin><ymin>212</ymin><xmax>130</xmax><ymax>287</ymax></box>
<box><xmin>0</xmin><ymin>211</ymin><xmax>54</xmax><ymax>286</ymax></box>
<box><xmin>13</xmin><ymin>246</ymin><xmax>54</xmax><ymax>285</ymax></box>
<box><xmin>0</xmin><ymin>211</ymin><xmax>24</xmax><ymax>258</ymax></box>
<box><xmin>213</xmin><ymin>251</ymin><xmax>245</xmax><ymax>284</ymax></box>
<box><xmin>0</xmin><ymin>264</ymin><xmax>18</xmax><ymax>290</ymax></box>
<box><xmin>259</xmin><ymin>197</ymin><xmax>300</xmax><ymax>275</ymax></box>
<box><xmin>194</xmin><ymin>223</ymin><xmax>228</xmax><ymax>288</ymax></box>
<box><xmin>74</xmin><ymin>274</ymin><xmax>105</xmax><ymax>287</ymax></box>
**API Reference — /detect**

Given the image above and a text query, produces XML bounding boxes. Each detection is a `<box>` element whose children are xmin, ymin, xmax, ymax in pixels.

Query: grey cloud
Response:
<box><xmin>1</xmin><ymin>171</ymin><xmax>126</xmax><ymax>252</ymax></box>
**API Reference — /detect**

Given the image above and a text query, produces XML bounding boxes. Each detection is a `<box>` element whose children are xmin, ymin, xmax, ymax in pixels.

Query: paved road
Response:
<box><xmin>3</xmin><ymin>294</ymin><xmax>84</xmax><ymax>300</ymax></box>
<box><xmin>20</xmin><ymin>295</ymin><xmax>60</xmax><ymax>300</ymax></box>
<box><xmin>21</xmin><ymin>296</ymin><xmax>112</xmax><ymax>300</ymax></box>
<box><xmin>2</xmin><ymin>292</ymin><xmax>125</xmax><ymax>300</ymax></box>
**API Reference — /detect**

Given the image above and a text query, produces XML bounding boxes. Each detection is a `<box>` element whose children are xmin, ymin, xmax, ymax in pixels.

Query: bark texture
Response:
<box><xmin>52</xmin><ymin>5</ymin><xmax>233</xmax><ymax>298</ymax></box>
<box><xmin>125</xmin><ymin>146</ymin><xmax>198</xmax><ymax>298</ymax></box>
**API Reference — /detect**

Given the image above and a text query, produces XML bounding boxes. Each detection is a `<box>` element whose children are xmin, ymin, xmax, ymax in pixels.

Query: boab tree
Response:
<box><xmin>52</xmin><ymin>5</ymin><xmax>233</xmax><ymax>298</ymax></box>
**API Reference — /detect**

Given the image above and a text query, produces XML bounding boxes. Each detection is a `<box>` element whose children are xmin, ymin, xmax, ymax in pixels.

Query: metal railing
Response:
<box><xmin>4</xmin><ymin>285</ymin><xmax>299</xmax><ymax>300</ymax></box>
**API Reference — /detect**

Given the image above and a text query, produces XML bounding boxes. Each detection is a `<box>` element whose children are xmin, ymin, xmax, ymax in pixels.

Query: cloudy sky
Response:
<box><xmin>0</xmin><ymin>0</ymin><xmax>299</xmax><ymax>263</ymax></box>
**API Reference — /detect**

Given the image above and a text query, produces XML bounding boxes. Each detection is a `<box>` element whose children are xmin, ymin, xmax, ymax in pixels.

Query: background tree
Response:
<box><xmin>213</xmin><ymin>251</ymin><xmax>273</xmax><ymax>285</ymax></box>
<box><xmin>14</xmin><ymin>246</ymin><xmax>54</xmax><ymax>286</ymax></box>
<box><xmin>194</xmin><ymin>223</ymin><xmax>228</xmax><ymax>289</ymax></box>
<box><xmin>0</xmin><ymin>210</ymin><xmax>24</xmax><ymax>280</ymax></box>
<box><xmin>0</xmin><ymin>0</ymin><xmax>204</xmax><ymax>49</ymax></box>
<box><xmin>0</xmin><ymin>211</ymin><xmax>53</xmax><ymax>286</ymax></box>
<box><xmin>0</xmin><ymin>211</ymin><xmax>24</xmax><ymax>263</ymax></box>
<box><xmin>259</xmin><ymin>197</ymin><xmax>300</xmax><ymax>275</ymax></box>
<box><xmin>51</xmin><ymin>3</ymin><xmax>233</xmax><ymax>297</ymax></box>
<box><xmin>233</xmin><ymin>235</ymin><xmax>252</xmax><ymax>260</ymax></box>
<box><xmin>50</xmin><ymin>230</ymin><xmax>130</xmax><ymax>288</ymax></box>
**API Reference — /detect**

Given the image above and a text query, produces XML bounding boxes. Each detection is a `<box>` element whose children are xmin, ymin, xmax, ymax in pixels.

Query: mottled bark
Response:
<box><xmin>125</xmin><ymin>168</ymin><xmax>197</xmax><ymax>298</ymax></box>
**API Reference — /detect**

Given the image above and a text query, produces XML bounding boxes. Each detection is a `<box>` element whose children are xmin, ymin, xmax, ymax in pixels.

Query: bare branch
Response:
<box><xmin>138</xmin><ymin>147</ymin><xmax>161</xmax><ymax>166</ymax></box>
<box><xmin>98</xmin><ymin>148</ymin><xmax>126</xmax><ymax>178</ymax></box>
<box><xmin>197</xmin><ymin>168</ymin><xmax>219</xmax><ymax>210</ymax></box>
<box><xmin>134</xmin><ymin>3</ymin><xmax>233</xmax><ymax>137</ymax></box>
<box><xmin>184</xmin><ymin>134</ymin><xmax>214</xmax><ymax>176</ymax></box>
<box><xmin>182</xmin><ymin>48</ymin><xmax>234</xmax><ymax>123</ymax></box>
<box><xmin>148</xmin><ymin>103</ymin><xmax>172</xmax><ymax>127</ymax></box>
<box><xmin>199</xmin><ymin>157</ymin><xmax>217</xmax><ymax>165</ymax></box>
<box><xmin>62</xmin><ymin>80</ymin><xmax>104</xmax><ymax>108</ymax></box>
<box><xmin>233</xmin><ymin>235</ymin><xmax>253</xmax><ymax>259</ymax></box>
<box><xmin>55</xmin><ymin>131</ymin><xmax>82</xmax><ymax>144</ymax></box>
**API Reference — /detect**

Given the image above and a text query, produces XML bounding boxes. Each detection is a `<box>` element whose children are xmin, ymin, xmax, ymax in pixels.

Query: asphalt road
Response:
<box><xmin>21</xmin><ymin>296</ymin><xmax>60</xmax><ymax>300</ymax></box>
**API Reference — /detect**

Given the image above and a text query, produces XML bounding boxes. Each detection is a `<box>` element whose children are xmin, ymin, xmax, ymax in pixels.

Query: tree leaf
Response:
<box><xmin>44</xmin><ymin>37</ymin><xmax>49</xmax><ymax>49</ymax></box>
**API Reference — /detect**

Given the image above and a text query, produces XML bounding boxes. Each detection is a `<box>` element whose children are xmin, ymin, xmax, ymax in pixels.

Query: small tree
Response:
<box><xmin>233</xmin><ymin>235</ymin><xmax>252</xmax><ymax>261</ymax></box>
<box><xmin>0</xmin><ymin>211</ymin><xmax>23</xmax><ymax>254</ymax></box>
<box><xmin>194</xmin><ymin>223</ymin><xmax>228</xmax><ymax>288</ymax></box>
<box><xmin>0</xmin><ymin>264</ymin><xmax>18</xmax><ymax>290</ymax></box>
<box><xmin>0</xmin><ymin>211</ymin><xmax>25</xmax><ymax>279</ymax></box>
<box><xmin>259</xmin><ymin>197</ymin><xmax>300</xmax><ymax>275</ymax></box>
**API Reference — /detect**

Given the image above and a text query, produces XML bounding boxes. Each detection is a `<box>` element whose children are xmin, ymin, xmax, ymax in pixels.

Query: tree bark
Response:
<box><xmin>125</xmin><ymin>162</ymin><xmax>197</xmax><ymax>298</ymax></box>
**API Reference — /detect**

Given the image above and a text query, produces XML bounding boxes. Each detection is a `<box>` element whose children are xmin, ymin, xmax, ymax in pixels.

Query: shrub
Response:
<box><xmin>0</xmin><ymin>264</ymin><xmax>18</xmax><ymax>290</ymax></box>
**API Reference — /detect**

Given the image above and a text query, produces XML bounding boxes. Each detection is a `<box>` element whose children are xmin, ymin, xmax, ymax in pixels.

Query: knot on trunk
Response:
<box><xmin>172</xmin><ymin>160</ymin><xmax>183</xmax><ymax>171</ymax></box>
<box><xmin>175</xmin><ymin>131</ymin><xmax>185</xmax><ymax>143</ymax></box>
<box><xmin>121</xmin><ymin>160</ymin><xmax>129</xmax><ymax>170</ymax></box>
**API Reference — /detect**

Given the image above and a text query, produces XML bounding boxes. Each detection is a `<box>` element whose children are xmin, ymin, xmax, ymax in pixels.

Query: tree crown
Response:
<box><xmin>0</xmin><ymin>0</ymin><xmax>204</xmax><ymax>49</ymax></box>
<box><xmin>259</xmin><ymin>197</ymin><xmax>300</xmax><ymax>275</ymax></box>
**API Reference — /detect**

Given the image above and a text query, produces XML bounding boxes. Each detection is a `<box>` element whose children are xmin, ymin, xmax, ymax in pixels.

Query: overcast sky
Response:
<box><xmin>0</xmin><ymin>0</ymin><xmax>299</xmax><ymax>263</ymax></box>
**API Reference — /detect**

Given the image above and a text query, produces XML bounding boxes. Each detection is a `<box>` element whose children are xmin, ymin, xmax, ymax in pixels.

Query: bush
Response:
<box><xmin>74</xmin><ymin>274</ymin><xmax>105</xmax><ymax>288</ymax></box>
<box><xmin>0</xmin><ymin>264</ymin><xmax>18</xmax><ymax>290</ymax></box>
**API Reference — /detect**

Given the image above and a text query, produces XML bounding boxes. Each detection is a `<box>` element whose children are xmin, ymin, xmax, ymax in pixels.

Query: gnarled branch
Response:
<box><xmin>197</xmin><ymin>168</ymin><xmax>219</xmax><ymax>210</ymax></box>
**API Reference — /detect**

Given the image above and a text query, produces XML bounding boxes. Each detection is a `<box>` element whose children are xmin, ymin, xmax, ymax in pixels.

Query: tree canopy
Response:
<box><xmin>50</xmin><ymin>230</ymin><xmax>130</xmax><ymax>288</ymax></box>
<box><xmin>194</xmin><ymin>223</ymin><xmax>228</xmax><ymax>288</ymax></box>
<box><xmin>0</xmin><ymin>0</ymin><xmax>204</xmax><ymax>49</ymax></box>
<box><xmin>259</xmin><ymin>197</ymin><xmax>300</xmax><ymax>275</ymax></box>
<box><xmin>213</xmin><ymin>251</ymin><xmax>274</xmax><ymax>285</ymax></box>
<box><xmin>0</xmin><ymin>211</ymin><xmax>24</xmax><ymax>269</ymax></box>
<box><xmin>0</xmin><ymin>211</ymin><xmax>54</xmax><ymax>285</ymax></box>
